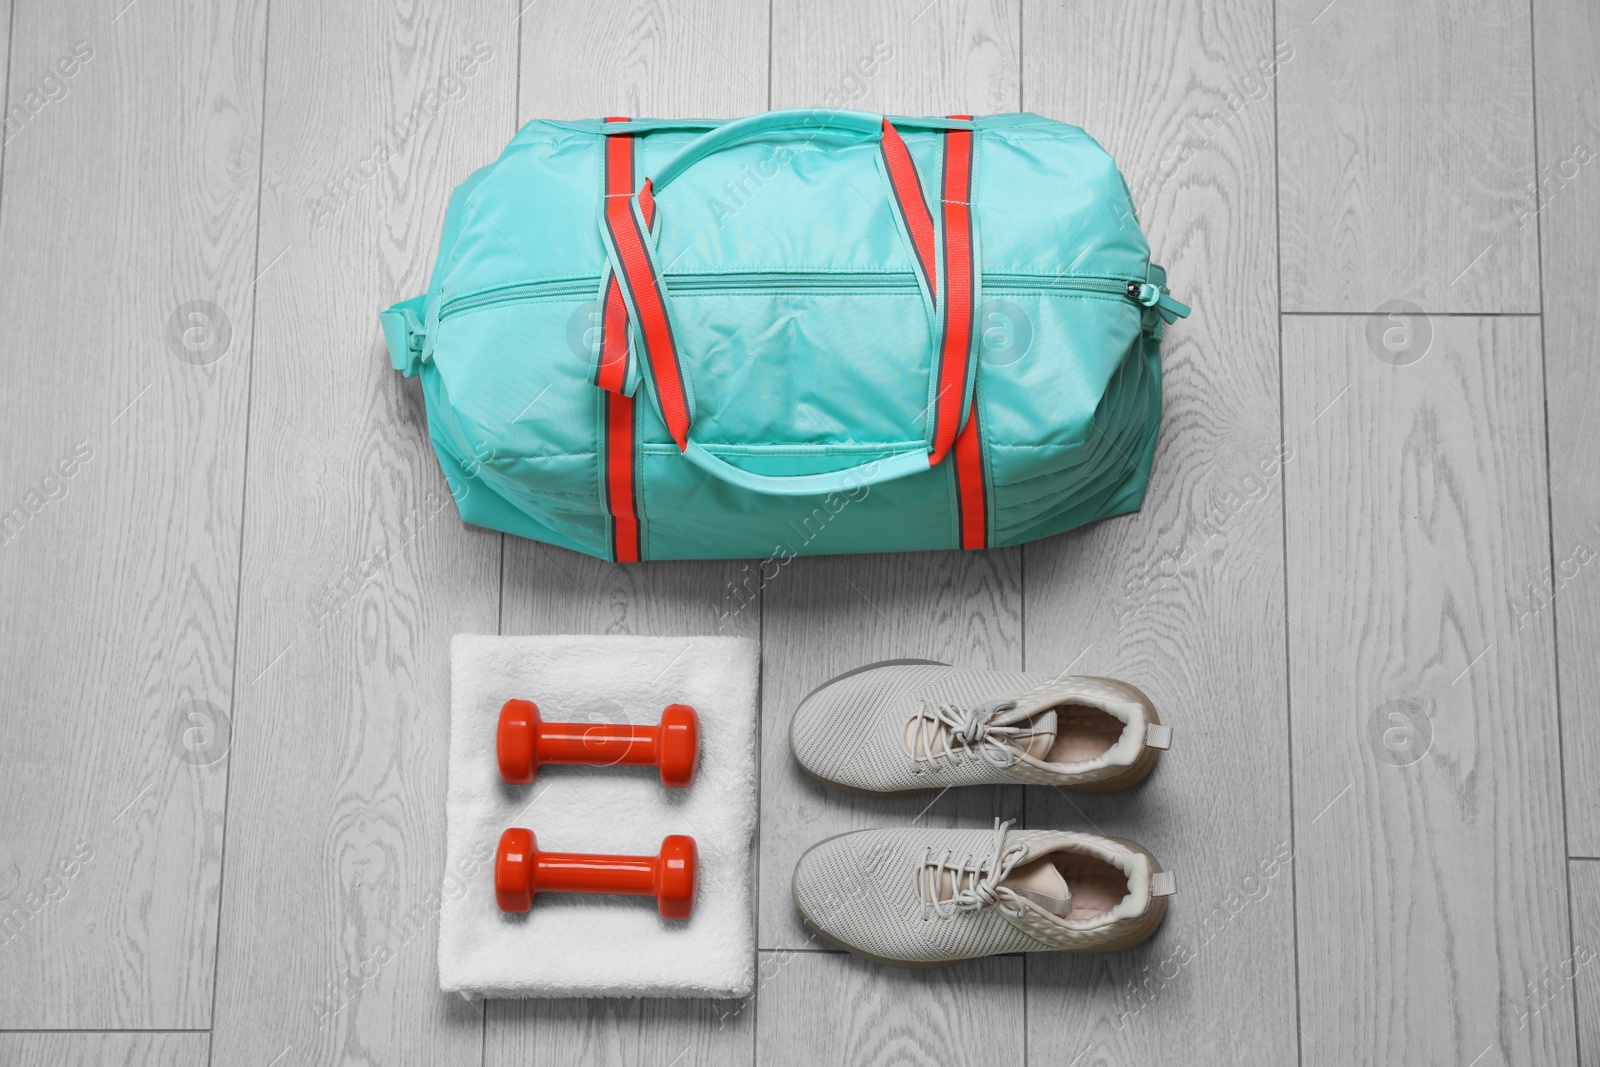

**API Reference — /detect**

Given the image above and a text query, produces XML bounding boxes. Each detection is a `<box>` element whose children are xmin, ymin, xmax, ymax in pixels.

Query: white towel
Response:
<box><xmin>439</xmin><ymin>634</ymin><xmax>759</xmax><ymax>999</ymax></box>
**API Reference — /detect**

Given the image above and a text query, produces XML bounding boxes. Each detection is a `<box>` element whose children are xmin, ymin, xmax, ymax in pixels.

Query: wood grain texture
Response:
<box><xmin>1575</xmin><ymin>861</ymin><xmax>1600</xmax><ymax>1066</ymax></box>
<box><xmin>1531</xmin><ymin>0</ymin><xmax>1600</xmax><ymax>859</ymax></box>
<box><xmin>759</xmin><ymin>0</ymin><xmax>1025</xmax><ymax>954</ymax></box>
<box><xmin>755</xmin><ymin>950</ymin><xmax>1024</xmax><ymax>1067</ymax></box>
<box><xmin>770</xmin><ymin>0</ymin><xmax>1018</xmax><ymax>115</ymax></box>
<box><xmin>1276</xmin><ymin>0</ymin><xmax>1539</xmax><ymax>312</ymax></box>
<box><xmin>0</xmin><ymin>0</ymin><xmax>263</xmax><ymax>1028</ymax></box>
<box><xmin>0</xmin><ymin>0</ymin><xmax>9</xmax><ymax>170</ymax></box>
<box><xmin>0</xmin><ymin>1032</ymin><xmax>208</xmax><ymax>1067</ymax></box>
<box><xmin>1282</xmin><ymin>315</ymin><xmax>1574</xmax><ymax>1066</ymax></box>
<box><xmin>206</xmin><ymin>1</ymin><xmax>514</xmax><ymax>1062</ymax></box>
<box><xmin>487</xmin><ymin>996</ymin><xmax>752</xmax><ymax>1067</ymax></box>
<box><xmin>1021</xmin><ymin>4</ymin><xmax>1298</xmax><ymax>1064</ymax></box>
<box><xmin>517</xmin><ymin>0</ymin><xmax>769</xmax><ymax>120</ymax></box>
<box><xmin>486</xmin><ymin>3</ymin><xmax>768</xmax><ymax>1065</ymax></box>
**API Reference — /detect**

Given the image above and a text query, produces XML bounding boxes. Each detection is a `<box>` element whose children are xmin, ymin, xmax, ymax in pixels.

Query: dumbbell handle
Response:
<box><xmin>528</xmin><ymin>849</ymin><xmax>660</xmax><ymax>897</ymax></box>
<box><xmin>531</xmin><ymin>721</ymin><xmax>665</xmax><ymax>768</ymax></box>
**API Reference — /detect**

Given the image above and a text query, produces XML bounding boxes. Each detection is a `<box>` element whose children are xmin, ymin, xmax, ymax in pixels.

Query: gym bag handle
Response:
<box><xmin>597</xmin><ymin>108</ymin><xmax>980</xmax><ymax>498</ymax></box>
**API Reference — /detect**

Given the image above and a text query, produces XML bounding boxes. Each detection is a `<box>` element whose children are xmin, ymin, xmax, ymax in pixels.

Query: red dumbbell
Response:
<box><xmin>496</xmin><ymin>699</ymin><xmax>700</xmax><ymax>788</ymax></box>
<box><xmin>494</xmin><ymin>828</ymin><xmax>698</xmax><ymax>919</ymax></box>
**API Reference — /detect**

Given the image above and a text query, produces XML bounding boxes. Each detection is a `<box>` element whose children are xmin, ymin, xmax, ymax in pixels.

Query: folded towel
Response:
<box><xmin>439</xmin><ymin>634</ymin><xmax>759</xmax><ymax>999</ymax></box>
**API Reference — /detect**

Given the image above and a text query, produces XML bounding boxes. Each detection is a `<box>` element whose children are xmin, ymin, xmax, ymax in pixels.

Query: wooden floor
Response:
<box><xmin>0</xmin><ymin>0</ymin><xmax>1595</xmax><ymax>1064</ymax></box>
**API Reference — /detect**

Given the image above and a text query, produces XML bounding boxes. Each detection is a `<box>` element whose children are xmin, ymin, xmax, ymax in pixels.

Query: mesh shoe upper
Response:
<box><xmin>788</xmin><ymin>663</ymin><xmax>1159</xmax><ymax>794</ymax></box>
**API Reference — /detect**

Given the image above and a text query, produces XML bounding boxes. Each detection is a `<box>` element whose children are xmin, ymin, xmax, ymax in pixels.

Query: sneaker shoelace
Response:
<box><xmin>917</xmin><ymin>818</ymin><xmax>1029</xmax><ymax>921</ymax></box>
<box><xmin>910</xmin><ymin>699</ymin><xmax>1040</xmax><ymax>771</ymax></box>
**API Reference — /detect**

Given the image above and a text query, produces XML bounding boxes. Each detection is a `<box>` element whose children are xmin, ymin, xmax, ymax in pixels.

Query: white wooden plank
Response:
<box><xmin>0</xmin><ymin>0</ymin><xmax>11</xmax><ymax>170</ymax></box>
<box><xmin>517</xmin><ymin>0</ymin><xmax>769</xmax><ymax>120</ymax></box>
<box><xmin>1276</xmin><ymin>0</ymin><xmax>1539</xmax><ymax>312</ymax></box>
<box><xmin>1283</xmin><ymin>314</ymin><xmax>1574</xmax><ymax>1066</ymax></box>
<box><xmin>755</xmin><ymin>950</ymin><xmax>1024</xmax><ymax>1067</ymax></box>
<box><xmin>1574</xmin><ymin>861</ymin><xmax>1600</xmax><ymax>1065</ymax></box>
<box><xmin>1021</xmin><ymin>2</ymin><xmax>1298</xmax><ymax>1063</ymax></box>
<box><xmin>759</xmin><ymin>0</ymin><xmax>1025</xmax><ymax>956</ymax></box>
<box><xmin>770</xmin><ymin>0</ymin><xmax>1018</xmax><ymax>116</ymax></box>
<box><xmin>0</xmin><ymin>1032</ymin><xmax>208</xmax><ymax>1067</ymax></box>
<box><xmin>487</xmin><ymin>2</ymin><xmax>768</xmax><ymax>1064</ymax></box>
<box><xmin>1531</xmin><ymin>0</ymin><xmax>1600</xmax><ymax>859</ymax></box>
<box><xmin>487</xmin><ymin>997</ymin><xmax>751</xmax><ymax>1067</ymax></box>
<box><xmin>206</xmin><ymin>1</ymin><xmax>516</xmax><ymax>1062</ymax></box>
<box><xmin>0</xmin><ymin>0</ymin><xmax>263</xmax><ymax>1028</ymax></box>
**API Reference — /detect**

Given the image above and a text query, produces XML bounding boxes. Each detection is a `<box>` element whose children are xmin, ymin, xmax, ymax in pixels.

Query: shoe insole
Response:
<box><xmin>999</xmin><ymin>856</ymin><xmax>1072</xmax><ymax>915</ymax></box>
<box><xmin>1043</xmin><ymin>703</ymin><xmax>1126</xmax><ymax>764</ymax></box>
<box><xmin>1048</xmin><ymin>852</ymin><xmax>1130</xmax><ymax>921</ymax></box>
<box><xmin>924</xmin><ymin>850</ymin><xmax>1129</xmax><ymax>921</ymax></box>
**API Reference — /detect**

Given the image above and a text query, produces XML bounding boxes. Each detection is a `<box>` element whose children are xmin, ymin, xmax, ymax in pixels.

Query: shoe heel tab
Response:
<box><xmin>1144</xmin><ymin>723</ymin><xmax>1173</xmax><ymax>750</ymax></box>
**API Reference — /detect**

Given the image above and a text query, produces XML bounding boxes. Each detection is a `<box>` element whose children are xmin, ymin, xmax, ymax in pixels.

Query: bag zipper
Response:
<box><xmin>438</xmin><ymin>277</ymin><xmax>599</xmax><ymax>319</ymax></box>
<box><xmin>990</xmin><ymin>273</ymin><xmax>1188</xmax><ymax>322</ymax></box>
<box><xmin>436</xmin><ymin>270</ymin><xmax>1182</xmax><ymax>321</ymax></box>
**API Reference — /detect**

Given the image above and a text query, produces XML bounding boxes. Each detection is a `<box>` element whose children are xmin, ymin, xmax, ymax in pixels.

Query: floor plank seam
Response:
<box><xmin>205</xmin><ymin>2</ymin><xmax>273</xmax><ymax>1057</ymax></box>
<box><xmin>1270</xmin><ymin>1</ymin><xmax>1307</xmax><ymax>1064</ymax></box>
<box><xmin>1526</xmin><ymin>4</ymin><xmax>1581</xmax><ymax>1061</ymax></box>
<box><xmin>0</xmin><ymin>1030</ymin><xmax>213</xmax><ymax>1034</ymax></box>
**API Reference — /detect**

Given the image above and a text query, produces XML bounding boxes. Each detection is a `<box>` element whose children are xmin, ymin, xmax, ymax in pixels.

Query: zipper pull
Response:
<box><xmin>381</xmin><ymin>296</ymin><xmax>429</xmax><ymax>377</ymax></box>
<box><xmin>1156</xmin><ymin>291</ymin><xmax>1190</xmax><ymax>323</ymax></box>
<box><xmin>1126</xmin><ymin>281</ymin><xmax>1190</xmax><ymax>324</ymax></box>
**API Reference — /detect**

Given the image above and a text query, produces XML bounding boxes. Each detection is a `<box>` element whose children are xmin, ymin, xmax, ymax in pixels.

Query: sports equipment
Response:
<box><xmin>497</xmin><ymin>698</ymin><xmax>700</xmax><ymax>788</ymax></box>
<box><xmin>792</xmin><ymin>819</ymin><xmax>1174</xmax><ymax>966</ymax></box>
<box><xmin>494</xmin><ymin>828</ymin><xmax>699</xmax><ymax>919</ymax></box>
<box><xmin>789</xmin><ymin>660</ymin><xmax>1171</xmax><ymax>795</ymax></box>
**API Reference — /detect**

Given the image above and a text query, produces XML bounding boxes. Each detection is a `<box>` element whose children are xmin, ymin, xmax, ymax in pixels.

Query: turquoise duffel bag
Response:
<box><xmin>381</xmin><ymin>109</ymin><xmax>1187</xmax><ymax>562</ymax></box>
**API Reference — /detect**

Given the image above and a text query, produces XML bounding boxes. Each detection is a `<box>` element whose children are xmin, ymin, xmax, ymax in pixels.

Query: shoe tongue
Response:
<box><xmin>1010</xmin><ymin>707</ymin><xmax>1056</xmax><ymax>761</ymax></box>
<box><xmin>999</xmin><ymin>855</ymin><xmax>1073</xmax><ymax>917</ymax></box>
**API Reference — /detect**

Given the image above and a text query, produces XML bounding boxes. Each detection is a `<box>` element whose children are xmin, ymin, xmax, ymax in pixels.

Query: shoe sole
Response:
<box><xmin>789</xmin><ymin>663</ymin><xmax>1164</xmax><ymax>797</ymax></box>
<box><xmin>791</xmin><ymin>831</ymin><xmax>1171</xmax><ymax>967</ymax></box>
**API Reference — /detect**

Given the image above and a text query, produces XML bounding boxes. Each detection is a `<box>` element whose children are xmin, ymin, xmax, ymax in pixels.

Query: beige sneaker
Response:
<box><xmin>792</xmin><ymin>819</ymin><xmax>1174</xmax><ymax>966</ymax></box>
<box><xmin>788</xmin><ymin>660</ymin><xmax>1170</xmax><ymax>796</ymax></box>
